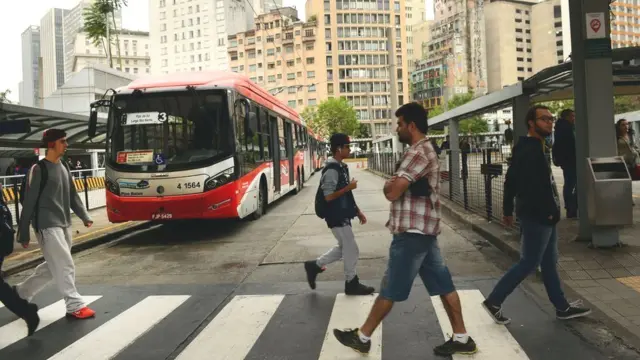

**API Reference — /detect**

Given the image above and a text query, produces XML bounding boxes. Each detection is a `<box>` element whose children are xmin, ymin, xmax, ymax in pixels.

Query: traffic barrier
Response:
<box><xmin>1</xmin><ymin>176</ymin><xmax>106</xmax><ymax>204</ymax></box>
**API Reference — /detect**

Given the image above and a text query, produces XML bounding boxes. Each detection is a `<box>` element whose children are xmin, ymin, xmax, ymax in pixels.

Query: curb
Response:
<box><xmin>2</xmin><ymin>221</ymin><xmax>152</xmax><ymax>278</ymax></box>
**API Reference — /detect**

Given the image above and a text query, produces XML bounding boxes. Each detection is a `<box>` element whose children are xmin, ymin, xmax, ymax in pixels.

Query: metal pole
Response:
<box><xmin>570</xmin><ymin>0</ymin><xmax>619</xmax><ymax>245</ymax></box>
<box><xmin>388</xmin><ymin>28</ymin><xmax>401</xmax><ymax>151</ymax></box>
<box><xmin>366</xmin><ymin>89</ymin><xmax>375</xmax><ymax>140</ymax></box>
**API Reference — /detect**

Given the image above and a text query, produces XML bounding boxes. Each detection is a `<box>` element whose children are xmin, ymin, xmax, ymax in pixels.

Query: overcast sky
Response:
<box><xmin>0</xmin><ymin>0</ymin><xmax>434</xmax><ymax>103</ymax></box>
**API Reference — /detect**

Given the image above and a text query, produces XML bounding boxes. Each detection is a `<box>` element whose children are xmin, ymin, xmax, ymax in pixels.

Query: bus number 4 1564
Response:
<box><xmin>178</xmin><ymin>182</ymin><xmax>201</xmax><ymax>189</ymax></box>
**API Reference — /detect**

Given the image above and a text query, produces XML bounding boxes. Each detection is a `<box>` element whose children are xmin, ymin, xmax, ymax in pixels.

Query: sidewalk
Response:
<box><xmin>2</xmin><ymin>207</ymin><xmax>148</xmax><ymax>276</ymax></box>
<box><xmin>368</xmin><ymin>167</ymin><xmax>640</xmax><ymax>344</ymax></box>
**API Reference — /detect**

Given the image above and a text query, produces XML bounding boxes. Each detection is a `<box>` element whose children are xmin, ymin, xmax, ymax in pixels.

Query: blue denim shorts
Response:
<box><xmin>379</xmin><ymin>232</ymin><xmax>456</xmax><ymax>301</ymax></box>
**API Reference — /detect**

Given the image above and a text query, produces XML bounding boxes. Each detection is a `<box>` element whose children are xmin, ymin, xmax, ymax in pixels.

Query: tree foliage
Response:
<box><xmin>0</xmin><ymin>89</ymin><xmax>11</xmax><ymax>103</ymax></box>
<box><xmin>83</xmin><ymin>0</ymin><xmax>128</xmax><ymax>70</ymax></box>
<box><xmin>427</xmin><ymin>91</ymin><xmax>489</xmax><ymax>134</ymax></box>
<box><xmin>300</xmin><ymin>97</ymin><xmax>361</xmax><ymax>138</ymax></box>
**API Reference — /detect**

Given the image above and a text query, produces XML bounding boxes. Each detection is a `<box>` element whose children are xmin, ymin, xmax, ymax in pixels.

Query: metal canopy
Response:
<box><xmin>0</xmin><ymin>102</ymin><xmax>107</xmax><ymax>149</ymax></box>
<box><xmin>428</xmin><ymin>46</ymin><xmax>640</xmax><ymax>127</ymax></box>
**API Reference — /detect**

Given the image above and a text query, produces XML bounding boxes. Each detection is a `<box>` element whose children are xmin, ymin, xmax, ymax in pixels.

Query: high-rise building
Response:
<box><xmin>20</xmin><ymin>26</ymin><xmax>41</xmax><ymax>107</ymax></box>
<box><xmin>405</xmin><ymin>0</ymin><xmax>427</xmax><ymax>70</ymax></box>
<box><xmin>40</xmin><ymin>8</ymin><xmax>69</xmax><ymax>99</ymax></box>
<box><xmin>484</xmin><ymin>0</ymin><xmax>564</xmax><ymax>93</ymax></box>
<box><xmin>228</xmin><ymin>7</ymin><xmax>323</xmax><ymax>112</ymax></box>
<box><xmin>305</xmin><ymin>0</ymin><xmax>411</xmax><ymax>136</ymax></box>
<box><xmin>149</xmin><ymin>0</ymin><xmax>255</xmax><ymax>75</ymax></box>
<box><xmin>412</xmin><ymin>0</ymin><xmax>487</xmax><ymax>110</ymax></box>
<box><xmin>64</xmin><ymin>0</ymin><xmax>123</xmax><ymax>81</ymax></box>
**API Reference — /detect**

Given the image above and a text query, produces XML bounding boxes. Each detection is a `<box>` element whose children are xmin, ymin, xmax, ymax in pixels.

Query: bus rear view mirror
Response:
<box><xmin>88</xmin><ymin>108</ymin><xmax>98</xmax><ymax>138</ymax></box>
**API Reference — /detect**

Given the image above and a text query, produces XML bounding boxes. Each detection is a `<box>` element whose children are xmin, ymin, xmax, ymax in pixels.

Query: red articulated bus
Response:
<box><xmin>87</xmin><ymin>71</ymin><xmax>328</xmax><ymax>222</ymax></box>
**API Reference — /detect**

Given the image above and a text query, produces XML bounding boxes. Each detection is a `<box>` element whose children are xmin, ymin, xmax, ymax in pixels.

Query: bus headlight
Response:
<box><xmin>105</xmin><ymin>177</ymin><xmax>120</xmax><ymax>196</ymax></box>
<box><xmin>204</xmin><ymin>168</ymin><xmax>235</xmax><ymax>191</ymax></box>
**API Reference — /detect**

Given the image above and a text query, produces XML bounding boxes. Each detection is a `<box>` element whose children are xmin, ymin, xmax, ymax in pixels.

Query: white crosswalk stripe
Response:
<box><xmin>0</xmin><ymin>289</ymin><xmax>546</xmax><ymax>359</ymax></box>
<box><xmin>0</xmin><ymin>296</ymin><xmax>102</xmax><ymax>351</ymax></box>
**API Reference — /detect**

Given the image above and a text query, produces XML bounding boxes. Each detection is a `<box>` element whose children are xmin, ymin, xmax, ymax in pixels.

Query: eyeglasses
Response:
<box><xmin>536</xmin><ymin>116</ymin><xmax>555</xmax><ymax>123</ymax></box>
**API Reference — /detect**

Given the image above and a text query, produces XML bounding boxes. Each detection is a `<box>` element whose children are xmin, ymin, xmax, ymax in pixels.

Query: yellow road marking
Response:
<box><xmin>5</xmin><ymin>222</ymin><xmax>137</xmax><ymax>261</ymax></box>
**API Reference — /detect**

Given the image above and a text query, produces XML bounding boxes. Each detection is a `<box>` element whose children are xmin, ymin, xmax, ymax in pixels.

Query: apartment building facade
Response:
<box><xmin>484</xmin><ymin>0</ymin><xmax>564</xmax><ymax>93</ymax></box>
<box><xmin>228</xmin><ymin>7</ymin><xmax>323</xmax><ymax>111</ymax></box>
<box><xmin>149</xmin><ymin>0</ymin><xmax>255</xmax><ymax>75</ymax></box>
<box><xmin>305</xmin><ymin>0</ymin><xmax>411</xmax><ymax>136</ymax></box>
<box><xmin>70</xmin><ymin>30</ymin><xmax>152</xmax><ymax>76</ymax></box>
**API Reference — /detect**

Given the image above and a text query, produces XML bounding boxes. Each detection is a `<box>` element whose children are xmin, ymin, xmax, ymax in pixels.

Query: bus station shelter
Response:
<box><xmin>427</xmin><ymin>45</ymin><xmax>640</xmax><ymax>247</ymax></box>
<box><xmin>0</xmin><ymin>102</ymin><xmax>107</xmax><ymax>158</ymax></box>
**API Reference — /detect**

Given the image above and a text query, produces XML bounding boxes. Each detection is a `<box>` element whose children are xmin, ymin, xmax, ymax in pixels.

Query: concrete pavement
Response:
<box><xmin>1</xmin><ymin>166</ymin><xmax>637</xmax><ymax>359</ymax></box>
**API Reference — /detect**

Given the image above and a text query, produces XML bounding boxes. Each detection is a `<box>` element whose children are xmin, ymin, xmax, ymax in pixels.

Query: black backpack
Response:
<box><xmin>314</xmin><ymin>162</ymin><xmax>343</xmax><ymax>219</ymax></box>
<box><xmin>0</xmin><ymin>192</ymin><xmax>15</xmax><ymax>257</ymax></box>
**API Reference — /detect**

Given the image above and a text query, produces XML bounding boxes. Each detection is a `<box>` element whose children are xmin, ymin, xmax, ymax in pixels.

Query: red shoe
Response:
<box><xmin>66</xmin><ymin>307</ymin><xmax>96</xmax><ymax>319</ymax></box>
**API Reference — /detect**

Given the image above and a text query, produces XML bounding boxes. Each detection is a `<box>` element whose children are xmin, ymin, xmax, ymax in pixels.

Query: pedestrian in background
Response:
<box><xmin>483</xmin><ymin>105</ymin><xmax>590</xmax><ymax>325</ymax></box>
<box><xmin>305</xmin><ymin>133</ymin><xmax>374</xmax><ymax>296</ymax></box>
<box><xmin>0</xmin><ymin>183</ymin><xmax>40</xmax><ymax>336</ymax></box>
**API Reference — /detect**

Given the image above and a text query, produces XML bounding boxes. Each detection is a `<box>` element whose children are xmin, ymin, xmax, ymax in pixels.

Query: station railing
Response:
<box><xmin>1</xmin><ymin>168</ymin><xmax>106</xmax><ymax>226</ymax></box>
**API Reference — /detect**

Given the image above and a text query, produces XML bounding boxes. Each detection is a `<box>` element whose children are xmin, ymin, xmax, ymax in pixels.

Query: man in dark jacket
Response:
<box><xmin>482</xmin><ymin>105</ymin><xmax>590</xmax><ymax>324</ymax></box>
<box><xmin>0</xmin><ymin>188</ymin><xmax>40</xmax><ymax>336</ymax></box>
<box><xmin>304</xmin><ymin>133</ymin><xmax>374</xmax><ymax>296</ymax></box>
<box><xmin>552</xmin><ymin>109</ymin><xmax>577</xmax><ymax>218</ymax></box>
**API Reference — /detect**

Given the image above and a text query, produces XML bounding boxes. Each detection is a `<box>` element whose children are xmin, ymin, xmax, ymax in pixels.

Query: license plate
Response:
<box><xmin>152</xmin><ymin>213</ymin><xmax>172</xmax><ymax>220</ymax></box>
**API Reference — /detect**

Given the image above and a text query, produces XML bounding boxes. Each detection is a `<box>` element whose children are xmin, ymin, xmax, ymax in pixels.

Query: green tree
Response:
<box><xmin>83</xmin><ymin>0</ymin><xmax>127</xmax><ymax>70</ymax></box>
<box><xmin>301</xmin><ymin>97</ymin><xmax>359</xmax><ymax>138</ymax></box>
<box><xmin>539</xmin><ymin>96</ymin><xmax>640</xmax><ymax>117</ymax></box>
<box><xmin>427</xmin><ymin>92</ymin><xmax>489</xmax><ymax>134</ymax></box>
<box><xmin>0</xmin><ymin>89</ymin><xmax>11</xmax><ymax>103</ymax></box>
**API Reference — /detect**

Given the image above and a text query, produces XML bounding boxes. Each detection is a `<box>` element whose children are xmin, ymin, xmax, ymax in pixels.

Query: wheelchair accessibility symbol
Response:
<box><xmin>154</xmin><ymin>154</ymin><xmax>166</xmax><ymax>165</ymax></box>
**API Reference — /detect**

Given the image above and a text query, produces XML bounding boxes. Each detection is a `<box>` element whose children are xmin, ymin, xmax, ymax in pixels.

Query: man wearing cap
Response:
<box><xmin>14</xmin><ymin>129</ymin><xmax>96</xmax><ymax>320</ymax></box>
<box><xmin>304</xmin><ymin>133</ymin><xmax>374</xmax><ymax>296</ymax></box>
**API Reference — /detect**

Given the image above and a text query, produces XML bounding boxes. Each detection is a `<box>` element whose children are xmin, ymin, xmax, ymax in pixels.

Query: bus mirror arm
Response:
<box><xmin>88</xmin><ymin>99</ymin><xmax>111</xmax><ymax>138</ymax></box>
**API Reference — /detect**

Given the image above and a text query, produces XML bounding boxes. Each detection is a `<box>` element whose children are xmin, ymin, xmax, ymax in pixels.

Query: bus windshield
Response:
<box><xmin>107</xmin><ymin>90</ymin><xmax>233</xmax><ymax>172</ymax></box>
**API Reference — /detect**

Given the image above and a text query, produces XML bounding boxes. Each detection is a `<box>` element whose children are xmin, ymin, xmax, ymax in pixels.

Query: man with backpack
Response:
<box><xmin>304</xmin><ymin>133</ymin><xmax>374</xmax><ymax>296</ymax></box>
<box><xmin>0</xmin><ymin>185</ymin><xmax>40</xmax><ymax>336</ymax></box>
<box><xmin>14</xmin><ymin>129</ymin><xmax>96</xmax><ymax>320</ymax></box>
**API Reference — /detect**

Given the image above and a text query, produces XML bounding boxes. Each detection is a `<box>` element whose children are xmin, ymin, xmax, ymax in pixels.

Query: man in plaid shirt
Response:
<box><xmin>334</xmin><ymin>103</ymin><xmax>477</xmax><ymax>356</ymax></box>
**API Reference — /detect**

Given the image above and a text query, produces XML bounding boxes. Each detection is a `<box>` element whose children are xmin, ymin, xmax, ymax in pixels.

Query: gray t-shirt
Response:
<box><xmin>18</xmin><ymin>159</ymin><xmax>92</xmax><ymax>243</ymax></box>
<box><xmin>320</xmin><ymin>157</ymin><xmax>342</xmax><ymax>197</ymax></box>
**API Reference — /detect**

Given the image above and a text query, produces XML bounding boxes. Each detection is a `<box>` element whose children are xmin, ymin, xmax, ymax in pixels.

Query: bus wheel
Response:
<box><xmin>250</xmin><ymin>181</ymin><xmax>266</xmax><ymax>220</ymax></box>
<box><xmin>295</xmin><ymin>170</ymin><xmax>302</xmax><ymax>194</ymax></box>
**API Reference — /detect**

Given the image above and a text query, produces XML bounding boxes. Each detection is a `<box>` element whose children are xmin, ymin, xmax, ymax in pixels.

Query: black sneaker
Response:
<box><xmin>482</xmin><ymin>300</ymin><xmax>511</xmax><ymax>325</ymax></box>
<box><xmin>304</xmin><ymin>261</ymin><xmax>325</xmax><ymax>290</ymax></box>
<box><xmin>433</xmin><ymin>336</ymin><xmax>478</xmax><ymax>356</ymax></box>
<box><xmin>557</xmin><ymin>300</ymin><xmax>591</xmax><ymax>320</ymax></box>
<box><xmin>333</xmin><ymin>328</ymin><xmax>371</xmax><ymax>354</ymax></box>
<box><xmin>345</xmin><ymin>275</ymin><xmax>375</xmax><ymax>296</ymax></box>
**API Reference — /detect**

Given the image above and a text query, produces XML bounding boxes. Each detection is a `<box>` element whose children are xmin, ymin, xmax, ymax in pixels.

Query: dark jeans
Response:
<box><xmin>0</xmin><ymin>256</ymin><xmax>32</xmax><ymax>318</ymax></box>
<box><xmin>562</xmin><ymin>165</ymin><xmax>577</xmax><ymax>215</ymax></box>
<box><xmin>487</xmin><ymin>216</ymin><xmax>570</xmax><ymax>311</ymax></box>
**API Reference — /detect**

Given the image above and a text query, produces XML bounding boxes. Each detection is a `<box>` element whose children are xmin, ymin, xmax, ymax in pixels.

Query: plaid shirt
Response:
<box><xmin>385</xmin><ymin>137</ymin><xmax>441</xmax><ymax>235</ymax></box>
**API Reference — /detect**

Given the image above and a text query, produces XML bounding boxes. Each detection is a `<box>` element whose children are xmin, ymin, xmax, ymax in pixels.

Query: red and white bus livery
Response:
<box><xmin>88</xmin><ymin>71</ymin><xmax>327</xmax><ymax>223</ymax></box>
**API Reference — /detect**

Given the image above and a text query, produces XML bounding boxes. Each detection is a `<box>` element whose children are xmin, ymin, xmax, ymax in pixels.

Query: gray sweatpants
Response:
<box><xmin>316</xmin><ymin>225</ymin><xmax>359</xmax><ymax>281</ymax></box>
<box><xmin>16</xmin><ymin>227</ymin><xmax>85</xmax><ymax>313</ymax></box>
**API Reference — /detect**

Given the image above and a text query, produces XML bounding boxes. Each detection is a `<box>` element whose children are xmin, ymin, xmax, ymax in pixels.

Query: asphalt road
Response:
<box><xmin>1</xmin><ymin>168</ymin><xmax>638</xmax><ymax>359</ymax></box>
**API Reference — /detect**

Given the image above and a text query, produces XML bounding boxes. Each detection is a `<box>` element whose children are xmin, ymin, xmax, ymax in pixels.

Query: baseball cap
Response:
<box><xmin>330</xmin><ymin>133</ymin><xmax>351</xmax><ymax>147</ymax></box>
<box><xmin>41</xmin><ymin>128</ymin><xmax>67</xmax><ymax>147</ymax></box>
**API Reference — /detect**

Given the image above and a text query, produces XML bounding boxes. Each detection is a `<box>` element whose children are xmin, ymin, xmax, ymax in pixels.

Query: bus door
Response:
<box><xmin>285</xmin><ymin>122</ymin><xmax>295</xmax><ymax>186</ymax></box>
<box><xmin>270</xmin><ymin>114</ymin><xmax>281</xmax><ymax>193</ymax></box>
